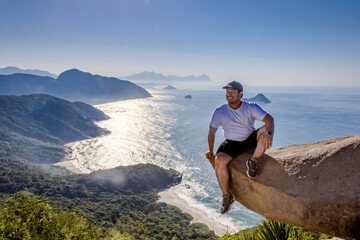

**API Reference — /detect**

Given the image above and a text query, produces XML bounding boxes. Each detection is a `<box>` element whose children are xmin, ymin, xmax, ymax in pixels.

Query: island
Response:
<box><xmin>243</xmin><ymin>93</ymin><xmax>271</xmax><ymax>103</ymax></box>
<box><xmin>163</xmin><ymin>85</ymin><xmax>177</xmax><ymax>90</ymax></box>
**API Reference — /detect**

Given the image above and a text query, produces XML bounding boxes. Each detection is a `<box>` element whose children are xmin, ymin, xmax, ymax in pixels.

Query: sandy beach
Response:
<box><xmin>56</xmin><ymin>160</ymin><xmax>237</xmax><ymax>236</ymax></box>
<box><xmin>158</xmin><ymin>186</ymin><xmax>237</xmax><ymax>236</ymax></box>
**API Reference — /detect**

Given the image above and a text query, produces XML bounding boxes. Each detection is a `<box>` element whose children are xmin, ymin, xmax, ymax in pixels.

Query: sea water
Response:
<box><xmin>61</xmin><ymin>86</ymin><xmax>360</xmax><ymax>231</ymax></box>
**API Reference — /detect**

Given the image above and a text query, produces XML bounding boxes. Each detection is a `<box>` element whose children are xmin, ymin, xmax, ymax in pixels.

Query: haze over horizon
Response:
<box><xmin>1</xmin><ymin>0</ymin><xmax>360</xmax><ymax>87</ymax></box>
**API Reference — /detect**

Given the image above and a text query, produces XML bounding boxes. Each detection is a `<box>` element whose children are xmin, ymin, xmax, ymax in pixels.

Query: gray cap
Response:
<box><xmin>223</xmin><ymin>81</ymin><xmax>243</xmax><ymax>92</ymax></box>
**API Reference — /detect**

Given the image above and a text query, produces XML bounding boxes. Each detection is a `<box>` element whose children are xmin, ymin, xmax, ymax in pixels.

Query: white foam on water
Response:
<box><xmin>171</xmin><ymin>184</ymin><xmax>247</xmax><ymax>233</ymax></box>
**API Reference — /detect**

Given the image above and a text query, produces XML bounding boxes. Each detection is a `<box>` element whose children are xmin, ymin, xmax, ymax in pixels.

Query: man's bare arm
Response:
<box><xmin>206</xmin><ymin>126</ymin><xmax>218</xmax><ymax>160</ymax></box>
<box><xmin>262</xmin><ymin>114</ymin><xmax>275</xmax><ymax>149</ymax></box>
<box><xmin>263</xmin><ymin>114</ymin><xmax>274</xmax><ymax>133</ymax></box>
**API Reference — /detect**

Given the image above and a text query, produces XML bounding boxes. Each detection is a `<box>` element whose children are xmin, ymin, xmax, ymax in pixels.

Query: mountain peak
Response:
<box><xmin>196</xmin><ymin>74</ymin><xmax>211</xmax><ymax>81</ymax></box>
<box><xmin>244</xmin><ymin>93</ymin><xmax>271</xmax><ymax>104</ymax></box>
<box><xmin>0</xmin><ymin>66</ymin><xmax>58</xmax><ymax>78</ymax></box>
<box><xmin>63</xmin><ymin>68</ymin><xmax>82</xmax><ymax>73</ymax></box>
<box><xmin>1</xmin><ymin>68</ymin><xmax>151</xmax><ymax>104</ymax></box>
<box><xmin>57</xmin><ymin>68</ymin><xmax>89</xmax><ymax>78</ymax></box>
<box><xmin>123</xmin><ymin>71</ymin><xmax>212</xmax><ymax>82</ymax></box>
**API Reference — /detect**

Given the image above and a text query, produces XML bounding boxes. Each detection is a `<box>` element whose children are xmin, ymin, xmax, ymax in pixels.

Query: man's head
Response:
<box><xmin>223</xmin><ymin>81</ymin><xmax>243</xmax><ymax>104</ymax></box>
<box><xmin>223</xmin><ymin>81</ymin><xmax>243</xmax><ymax>93</ymax></box>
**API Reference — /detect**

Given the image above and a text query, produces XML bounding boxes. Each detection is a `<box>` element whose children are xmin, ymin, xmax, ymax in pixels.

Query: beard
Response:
<box><xmin>226</xmin><ymin>96</ymin><xmax>240</xmax><ymax>104</ymax></box>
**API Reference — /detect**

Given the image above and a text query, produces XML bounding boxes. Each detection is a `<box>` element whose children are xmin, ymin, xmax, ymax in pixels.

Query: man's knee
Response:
<box><xmin>215</xmin><ymin>152</ymin><xmax>232</xmax><ymax>169</ymax></box>
<box><xmin>257</xmin><ymin>126</ymin><xmax>266</xmax><ymax>140</ymax></box>
<box><xmin>256</xmin><ymin>133</ymin><xmax>267</xmax><ymax>150</ymax></box>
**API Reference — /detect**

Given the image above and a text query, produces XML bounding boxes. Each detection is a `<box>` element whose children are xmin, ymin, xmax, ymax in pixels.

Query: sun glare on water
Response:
<box><xmin>58</xmin><ymin>93</ymin><xmax>185</xmax><ymax>174</ymax></box>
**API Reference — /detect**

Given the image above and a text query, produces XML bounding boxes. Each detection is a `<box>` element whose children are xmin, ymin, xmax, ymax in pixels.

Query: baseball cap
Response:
<box><xmin>222</xmin><ymin>81</ymin><xmax>243</xmax><ymax>92</ymax></box>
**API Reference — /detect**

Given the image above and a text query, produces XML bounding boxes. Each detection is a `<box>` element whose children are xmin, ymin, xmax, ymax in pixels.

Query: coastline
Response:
<box><xmin>158</xmin><ymin>186</ymin><xmax>237</xmax><ymax>237</ymax></box>
<box><xmin>55</xmin><ymin>159</ymin><xmax>237</xmax><ymax>236</ymax></box>
<box><xmin>54</xmin><ymin>159</ymin><xmax>86</xmax><ymax>174</ymax></box>
<box><xmin>53</xmin><ymin>96</ymin><xmax>239</xmax><ymax>237</ymax></box>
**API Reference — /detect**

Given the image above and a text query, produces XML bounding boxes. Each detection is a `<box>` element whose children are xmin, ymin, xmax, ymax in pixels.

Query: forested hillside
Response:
<box><xmin>0</xmin><ymin>94</ymin><xmax>108</xmax><ymax>164</ymax></box>
<box><xmin>0</xmin><ymin>93</ymin><xmax>217</xmax><ymax>239</ymax></box>
<box><xmin>0</xmin><ymin>157</ymin><xmax>216</xmax><ymax>239</ymax></box>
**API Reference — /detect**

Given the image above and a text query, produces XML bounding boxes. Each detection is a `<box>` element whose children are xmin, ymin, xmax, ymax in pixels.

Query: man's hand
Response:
<box><xmin>205</xmin><ymin>151</ymin><xmax>216</xmax><ymax>168</ymax></box>
<box><xmin>205</xmin><ymin>151</ymin><xmax>215</xmax><ymax>161</ymax></box>
<box><xmin>261</xmin><ymin>134</ymin><xmax>273</xmax><ymax>150</ymax></box>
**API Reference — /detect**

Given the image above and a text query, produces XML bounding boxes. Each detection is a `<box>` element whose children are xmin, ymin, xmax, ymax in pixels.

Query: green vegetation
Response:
<box><xmin>0</xmin><ymin>94</ymin><xmax>108</xmax><ymax>143</ymax></box>
<box><xmin>0</xmin><ymin>94</ymin><xmax>109</xmax><ymax>164</ymax></box>
<box><xmin>0</xmin><ymin>192</ymin><xmax>114</xmax><ymax>239</ymax></box>
<box><xmin>0</xmin><ymin>156</ymin><xmax>217</xmax><ymax>239</ymax></box>
<box><xmin>0</xmin><ymin>129</ymin><xmax>65</xmax><ymax>164</ymax></box>
<box><xmin>218</xmin><ymin>227</ymin><xmax>258</xmax><ymax>240</ymax></box>
<box><xmin>0</xmin><ymin>93</ymin><xmax>343</xmax><ymax>239</ymax></box>
<box><xmin>0</xmin><ymin>94</ymin><xmax>216</xmax><ymax>239</ymax></box>
<box><xmin>73</xmin><ymin>101</ymin><xmax>110</xmax><ymax>121</ymax></box>
<box><xmin>219</xmin><ymin>219</ymin><xmax>331</xmax><ymax>240</ymax></box>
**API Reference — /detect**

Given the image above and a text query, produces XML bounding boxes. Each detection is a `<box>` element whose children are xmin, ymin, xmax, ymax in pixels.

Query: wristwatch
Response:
<box><xmin>266</xmin><ymin>131</ymin><xmax>272</xmax><ymax>136</ymax></box>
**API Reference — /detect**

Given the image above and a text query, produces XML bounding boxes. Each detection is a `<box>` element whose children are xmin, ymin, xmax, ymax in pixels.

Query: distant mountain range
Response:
<box><xmin>123</xmin><ymin>71</ymin><xmax>212</xmax><ymax>82</ymax></box>
<box><xmin>0</xmin><ymin>66</ymin><xmax>58</xmax><ymax>78</ymax></box>
<box><xmin>0</xmin><ymin>69</ymin><xmax>151</xmax><ymax>104</ymax></box>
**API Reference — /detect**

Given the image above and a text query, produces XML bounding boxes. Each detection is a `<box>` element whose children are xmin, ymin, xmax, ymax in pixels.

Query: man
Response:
<box><xmin>206</xmin><ymin>81</ymin><xmax>274</xmax><ymax>214</ymax></box>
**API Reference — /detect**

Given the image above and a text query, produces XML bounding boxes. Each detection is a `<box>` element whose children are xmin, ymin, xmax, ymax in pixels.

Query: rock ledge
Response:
<box><xmin>208</xmin><ymin>135</ymin><xmax>360</xmax><ymax>239</ymax></box>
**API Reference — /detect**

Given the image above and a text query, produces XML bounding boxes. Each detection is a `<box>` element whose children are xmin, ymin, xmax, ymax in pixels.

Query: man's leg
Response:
<box><xmin>215</xmin><ymin>152</ymin><xmax>232</xmax><ymax>195</ymax></box>
<box><xmin>247</xmin><ymin>126</ymin><xmax>267</xmax><ymax>178</ymax></box>
<box><xmin>252</xmin><ymin>126</ymin><xmax>267</xmax><ymax>159</ymax></box>
<box><xmin>215</xmin><ymin>152</ymin><xmax>235</xmax><ymax>214</ymax></box>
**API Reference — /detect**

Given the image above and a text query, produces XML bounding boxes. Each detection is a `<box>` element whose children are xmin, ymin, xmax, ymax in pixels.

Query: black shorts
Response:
<box><xmin>216</xmin><ymin>129</ymin><xmax>259</xmax><ymax>158</ymax></box>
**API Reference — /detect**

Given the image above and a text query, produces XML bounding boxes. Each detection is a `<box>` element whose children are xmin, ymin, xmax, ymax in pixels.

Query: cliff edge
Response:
<box><xmin>208</xmin><ymin>134</ymin><xmax>360</xmax><ymax>239</ymax></box>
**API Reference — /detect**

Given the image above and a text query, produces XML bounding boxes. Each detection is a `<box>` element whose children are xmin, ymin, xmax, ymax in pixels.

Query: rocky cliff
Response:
<box><xmin>208</xmin><ymin>135</ymin><xmax>360</xmax><ymax>239</ymax></box>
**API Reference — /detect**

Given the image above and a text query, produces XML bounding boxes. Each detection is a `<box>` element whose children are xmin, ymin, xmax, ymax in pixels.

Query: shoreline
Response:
<box><xmin>55</xmin><ymin>160</ymin><xmax>238</xmax><ymax>236</ymax></box>
<box><xmin>158</xmin><ymin>186</ymin><xmax>237</xmax><ymax>237</ymax></box>
<box><xmin>54</xmin><ymin>159</ymin><xmax>86</xmax><ymax>174</ymax></box>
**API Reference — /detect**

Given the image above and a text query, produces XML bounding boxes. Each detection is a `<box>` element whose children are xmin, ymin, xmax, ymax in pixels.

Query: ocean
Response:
<box><xmin>59</xmin><ymin>86</ymin><xmax>360</xmax><ymax>231</ymax></box>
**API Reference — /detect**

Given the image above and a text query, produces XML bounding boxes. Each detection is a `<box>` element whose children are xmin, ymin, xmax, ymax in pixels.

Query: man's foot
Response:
<box><xmin>246</xmin><ymin>157</ymin><xmax>258</xmax><ymax>178</ymax></box>
<box><xmin>220</xmin><ymin>193</ymin><xmax>234</xmax><ymax>214</ymax></box>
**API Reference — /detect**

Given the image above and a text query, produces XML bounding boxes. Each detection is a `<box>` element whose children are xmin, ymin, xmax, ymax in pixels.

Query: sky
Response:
<box><xmin>1</xmin><ymin>0</ymin><xmax>360</xmax><ymax>87</ymax></box>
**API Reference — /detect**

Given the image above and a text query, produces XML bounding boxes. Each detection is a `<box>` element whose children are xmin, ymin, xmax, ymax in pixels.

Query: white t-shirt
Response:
<box><xmin>210</xmin><ymin>101</ymin><xmax>267</xmax><ymax>141</ymax></box>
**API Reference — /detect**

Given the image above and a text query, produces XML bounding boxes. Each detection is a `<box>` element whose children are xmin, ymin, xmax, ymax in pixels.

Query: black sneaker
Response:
<box><xmin>246</xmin><ymin>158</ymin><xmax>258</xmax><ymax>178</ymax></box>
<box><xmin>220</xmin><ymin>193</ymin><xmax>234</xmax><ymax>214</ymax></box>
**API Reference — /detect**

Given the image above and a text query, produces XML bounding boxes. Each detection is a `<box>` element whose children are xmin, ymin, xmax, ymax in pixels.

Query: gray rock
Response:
<box><xmin>207</xmin><ymin>135</ymin><xmax>360</xmax><ymax>239</ymax></box>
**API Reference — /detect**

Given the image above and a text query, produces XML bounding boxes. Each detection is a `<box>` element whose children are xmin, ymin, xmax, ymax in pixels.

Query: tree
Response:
<box><xmin>0</xmin><ymin>192</ymin><xmax>104</xmax><ymax>239</ymax></box>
